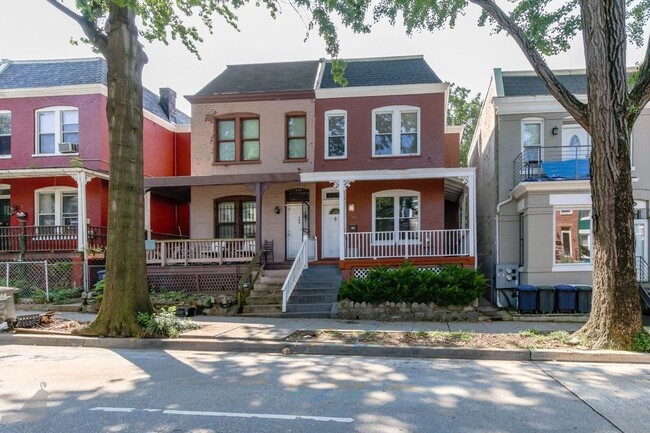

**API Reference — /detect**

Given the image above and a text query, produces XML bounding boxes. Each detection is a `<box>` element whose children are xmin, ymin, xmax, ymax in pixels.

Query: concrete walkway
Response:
<box><xmin>22</xmin><ymin>310</ymin><xmax>587</xmax><ymax>341</ymax></box>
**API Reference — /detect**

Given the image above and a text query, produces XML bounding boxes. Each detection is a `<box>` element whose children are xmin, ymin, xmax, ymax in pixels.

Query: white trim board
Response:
<box><xmin>316</xmin><ymin>83</ymin><xmax>448</xmax><ymax>99</ymax></box>
<box><xmin>300</xmin><ymin>167</ymin><xmax>475</xmax><ymax>183</ymax></box>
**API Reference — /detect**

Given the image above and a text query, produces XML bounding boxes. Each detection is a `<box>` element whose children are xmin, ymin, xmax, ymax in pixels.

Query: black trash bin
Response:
<box><xmin>97</xmin><ymin>270</ymin><xmax>106</xmax><ymax>281</ymax></box>
<box><xmin>537</xmin><ymin>286</ymin><xmax>556</xmax><ymax>313</ymax></box>
<box><xmin>555</xmin><ymin>284</ymin><xmax>578</xmax><ymax>313</ymax></box>
<box><xmin>516</xmin><ymin>285</ymin><xmax>538</xmax><ymax>313</ymax></box>
<box><xmin>574</xmin><ymin>285</ymin><xmax>592</xmax><ymax>314</ymax></box>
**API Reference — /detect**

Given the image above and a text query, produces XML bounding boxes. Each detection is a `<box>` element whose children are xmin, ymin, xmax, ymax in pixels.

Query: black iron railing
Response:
<box><xmin>513</xmin><ymin>145</ymin><xmax>591</xmax><ymax>187</ymax></box>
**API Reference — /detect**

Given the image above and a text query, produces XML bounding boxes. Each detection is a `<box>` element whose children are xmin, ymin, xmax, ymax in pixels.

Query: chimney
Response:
<box><xmin>159</xmin><ymin>87</ymin><xmax>177</xmax><ymax>123</ymax></box>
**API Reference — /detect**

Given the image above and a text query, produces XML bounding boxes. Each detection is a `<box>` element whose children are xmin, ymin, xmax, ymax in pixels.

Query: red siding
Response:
<box><xmin>314</xmin><ymin>93</ymin><xmax>446</xmax><ymax>171</ymax></box>
<box><xmin>143</xmin><ymin>119</ymin><xmax>175</xmax><ymax>177</ymax></box>
<box><xmin>175</xmin><ymin>132</ymin><xmax>191</xmax><ymax>176</ymax></box>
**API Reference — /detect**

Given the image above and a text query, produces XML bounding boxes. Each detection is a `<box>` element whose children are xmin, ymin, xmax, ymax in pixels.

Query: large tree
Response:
<box><xmin>447</xmin><ymin>84</ymin><xmax>482</xmax><ymax>167</ymax></box>
<box><xmin>46</xmin><ymin>0</ymin><xmax>283</xmax><ymax>336</ymax></box>
<box><xmin>323</xmin><ymin>0</ymin><xmax>650</xmax><ymax>349</ymax></box>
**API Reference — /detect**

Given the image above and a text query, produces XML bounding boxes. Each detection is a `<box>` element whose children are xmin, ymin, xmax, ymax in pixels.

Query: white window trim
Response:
<box><xmin>372</xmin><ymin>105</ymin><xmax>421</xmax><ymax>157</ymax></box>
<box><xmin>34</xmin><ymin>106</ymin><xmax>80</xmax><ymax>156</ymax></box>
<box><xmin>0</xmin><ymin>110</ymin><xmax>10</xmax><ymax>159</ymax></box>
<box><xmin>324</xmin><ymin>110</ymin><xmax>347</xmax><ymax>159</ymax></box>
<box><xmin>552</xmin><ymin>206</ymin><xmax>593</xmax><ymax>272</ymax></box>
<box><xmin>521</xmin><ymin>117</ymin><xmax>544</xmax><ymax>151</ymax></box>
<box><xmin>371</xmin><ymin>189</ymin><xmax>421</xmax><ymax>245</ymax></box>
<box><xmin>34</xmin><ymin>186</ymin><xmax>78</xmax><ymax>227</ymax></box>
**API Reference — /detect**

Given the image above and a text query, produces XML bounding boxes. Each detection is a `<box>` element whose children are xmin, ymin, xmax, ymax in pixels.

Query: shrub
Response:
<box><xmin>339</xmin><ymin>263</ymin><xmax>486</xmax><ymax>307</ymax></box>
<box><xmin>633</xmin><ymin>331</ymin><xmax>650</xmax><ymax>353</ymax></box>
<box><xmin>92</xmin><ymin>279</ymin><xmax>105</xmax><ymax>304</ymax></box>
<box><xmin>137</xmin><ymin>306</ymin><xmax>200</xmax><ymax>338</ymax></box>
<box><xmin>51</xmin><ymin>287</ymin><xmax>83</xmax><ymax>304</ymax></box>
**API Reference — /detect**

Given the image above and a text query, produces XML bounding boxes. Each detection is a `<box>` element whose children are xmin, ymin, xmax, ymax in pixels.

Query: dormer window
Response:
<box><xmin>35</xmin><ymin>107</ymin><xmax>79</xmax><ymax>155</ymax></box>
<box><xmin>372</xmin><ymin>106</ymin><xmax>420</xmax><ymax>157</ymax></box>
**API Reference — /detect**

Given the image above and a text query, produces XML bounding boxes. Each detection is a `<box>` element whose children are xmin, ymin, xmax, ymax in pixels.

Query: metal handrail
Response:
<box><xmin>513</xmin><ymin>145</ymin><xmax>592</xmax><ymax>186</ymax></box>
<box><xmin>281</xmin><ymin>237</ymin><xmax>310</xmax><ymax>313</ymax></box>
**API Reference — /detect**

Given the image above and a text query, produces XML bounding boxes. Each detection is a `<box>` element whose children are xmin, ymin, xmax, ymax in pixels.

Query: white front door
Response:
<box><xmin>635</xmin><ymin>219</ymin><xmax>648</xmax><ymax>280</ymax></box>
<box><xmin>562</xmin><ymin>124</ymin><xmax>591</xmax><ymax>160</ymax></box>
<box><xmin>322</xmin><ymin>203</ymin><xmax>340</xmax><ymax>258</ymax></box>
<box><xmin>286</xmin><ymin>204</ymin><xmax>303</xmax><ymax>260</ymax></box>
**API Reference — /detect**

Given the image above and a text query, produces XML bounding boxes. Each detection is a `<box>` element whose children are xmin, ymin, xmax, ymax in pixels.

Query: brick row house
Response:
<box><xmin>469</xmin><ymin>68</ymin><xmax>650</xmax><ymax>307</ymax></box>
<box><xmin>0</xmin><ymin>58</ymin><xmax>190</xmax><ymax>287</ymax></box>
<box><xmin>145</xmin><ymin>56</ymin><xmax>477</xmax><ymax>313</ymax></box>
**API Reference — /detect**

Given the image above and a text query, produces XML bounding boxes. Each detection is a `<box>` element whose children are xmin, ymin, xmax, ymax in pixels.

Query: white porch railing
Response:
<box><xmin>145</xmin><ymin>238</ymin><xmax>256</xmax><ymax>266</ymax></box>
<box><xmin>281</xmin><ymin>237</ymin><xmax>311</xmax><ymax>313</ymax></box>
<box><xmin>345</xmin><ymin>229</ymin><xmax>470</xmax><ymax>259</ymax></box>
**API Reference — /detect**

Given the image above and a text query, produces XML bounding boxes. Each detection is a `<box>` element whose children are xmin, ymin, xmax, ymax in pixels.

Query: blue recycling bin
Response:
<box><xmin>516</xmin><ymin>285</ymin><xmax>538</xmax><ymax>313</ymax></box>
<box><xmin>554</xmin><ymin>284</ymin><xmax>577</xmax><ymax>313</ymax></box>
<box><xmin>97</xmin><ymin>270</ymin><xmax>106</xmax><ymax>281</ymax></box>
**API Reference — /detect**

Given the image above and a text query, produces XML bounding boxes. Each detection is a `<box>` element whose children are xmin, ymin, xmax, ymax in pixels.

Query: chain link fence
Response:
<box><xmin>1</xmin><ymin>260</ymin><xmax>83</xmax><ymax>304</ymax></box>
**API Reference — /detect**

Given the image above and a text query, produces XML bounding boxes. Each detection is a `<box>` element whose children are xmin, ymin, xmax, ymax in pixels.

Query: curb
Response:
<box><xmin>2</xmin><ymin>333</ymin><xmax>650</xmax><ymax>364</ymax></box>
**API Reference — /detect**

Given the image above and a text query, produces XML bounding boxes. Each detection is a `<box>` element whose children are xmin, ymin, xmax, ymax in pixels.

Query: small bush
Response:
<box><xmin>339</xmin><ymin>263</ymin><xmax>486</xmax><ymax>307</ymax></box>
<box><xmin>633</xmin><ymin>331</ymin><xmax>650</xmax><ymax>353</ymax></box>
<box><xmin>92</xmin><ymin>279</ymin><xmax>105</xmax><ymax>304</ymax></box>
<box><xmin>51</xmin><ymin>287</ymin><xmax>83</xmax><ymax>304</ymax></box>
<box><xmin>137</xmin><ymin>306</ymin><xmax>200</xmax><ymax>338</ymax></box>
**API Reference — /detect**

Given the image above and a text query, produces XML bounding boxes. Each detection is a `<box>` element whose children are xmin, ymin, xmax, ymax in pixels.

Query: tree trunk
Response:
<box><xmin>574</xmin><ymin>0</ymin><xmax>643</xmax><ymax>349</ymax></box>
<box><xmin>80</xmin><ymin>3</ymin><xmax>153</xmax><ymax>337</ymax></box>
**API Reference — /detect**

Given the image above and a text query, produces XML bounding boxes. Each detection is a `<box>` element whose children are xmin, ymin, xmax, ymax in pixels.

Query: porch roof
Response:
<box><xmin>144</xmin><ymin>172</ymin><xmax>301</xmax><ymax>188</ymax></box>
<box><xmin>299</xmin><ymin>167</ymin><xmax>475</xmax><ymax>183</ymax></box>
<box><xmin>0</xmin><ymin>167</ymin><xmax>109</xmax><ymax>180</ymax></box>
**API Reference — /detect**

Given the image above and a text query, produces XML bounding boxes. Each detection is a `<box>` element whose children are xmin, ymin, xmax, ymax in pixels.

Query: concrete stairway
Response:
<box><xmin>241</xmin><ymin>268</ymin><xmax>289</xmax><ymax>316</ymax></box>
<box><xmin>283</xmin><ymin>265</ymin><xmax>342</xmax><ymax>318</ymax></box>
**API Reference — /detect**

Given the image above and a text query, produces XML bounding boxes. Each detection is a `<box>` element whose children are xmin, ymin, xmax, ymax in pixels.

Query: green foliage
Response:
<box><xmin>339</xmin><ymin>263</ymin><xmax>486</xmax><ymax>307</ymax></box>
<box><xmin>447</xmin><ymin>83</ymin><xmax>482</xmax><ymax>166</ymax></box>
<box><xmin>51</xmin><ymin>288</ymin><xmax>83</xmax><ymax>304</ymax></box>
<box><xmin>137</xmin><ymin>306</ymin><xmax>200</xmax><ymax>338</ymax></box>
<box><xmin>92</xmin><ymin>278</ymin><xmax>105</xmax><ymax>304</ymax></box>
<box><xmin>632</xmin><ymin>331</ymin><xmax>650</xmax><ymax>353</ymax></box>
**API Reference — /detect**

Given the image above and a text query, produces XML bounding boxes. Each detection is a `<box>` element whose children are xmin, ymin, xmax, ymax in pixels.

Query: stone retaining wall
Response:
<box><xmin>337</xmin><ymin>299</ymin><xmax>479</xmax><ymax>322</ymax></box>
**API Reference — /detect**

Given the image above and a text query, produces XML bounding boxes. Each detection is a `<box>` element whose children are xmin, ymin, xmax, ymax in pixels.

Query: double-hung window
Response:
<box><xmin>286</xmin><ymin>114</ymin><xmax>306</xmax><ymax>160</ymax></box>
<box><xmin>36</xmin><ymin>188</ymin><xmax>78</xmax><ymax>226</ymax></box>
<box><xmin>373</xmin><ymin>106</ymin><xmax>420</xmax><ymax>157</ymax></box>
<box><xmin>0</xmin><ymin>111</ymin><xmax>10</xmax><ymax>157</ymax></box>
<box><xmin>216</xmin><ymin>116</ymin><xmax>260</xmax><ymax>162</ymax></box>
<box><xmin>325</xmin><ymin>110</ymin><xmax>347</xmax><ymax>159</ymax></box>
<box><xmin>215</xmin><ymin>198</ymin><xmax>256</xmax><ymax>239</ymax></box>
<box><xmin>373</xmin><ymin>190</ymin><xmax>420</xmax><ymax>242</ymax></box>
<box><xmin>35</xmin><ymin>107</ymin><xmax>79</xmax><ymax>155</ymax></box>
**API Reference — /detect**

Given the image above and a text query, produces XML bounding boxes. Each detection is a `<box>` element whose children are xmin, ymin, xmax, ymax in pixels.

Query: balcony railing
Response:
<box><xmin>0</xmin><ymin>225</ymin><xmax>107</xmax><ymax>252</ymax></box>
<box><xmin>345</xmin><ymin>229</ymin><xmax>470</xmax><ymax>259</ymax></box>
<box><xmin>513</xmin><ymin>145</ymin><xmax>591</xmax><ymax>186</ymax></box>
<box><xmin>145</xmin><ymin>238</ymin><xmax>256</xmax><ymax>266</ymax></box>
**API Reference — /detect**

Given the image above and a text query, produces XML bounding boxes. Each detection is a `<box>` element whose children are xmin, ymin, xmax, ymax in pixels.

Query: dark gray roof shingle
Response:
<box><xmin>0</xmin><ymin>58</ymin><xmax>189</xmax><ymax>125</ymax></box>
<box><xmin>196</xmin><ymin>60</ymin><xmax>320</xmax><ymax>96</ymax></box>
<box><xmin>502</xmin><ymin>74</ymin><xmax>588</xmax><ymax>96</ymax></box>
<box><xmin>320</xmin><ymin>56</ymin><xmax>442</xmax><ymax>88</ymax></box>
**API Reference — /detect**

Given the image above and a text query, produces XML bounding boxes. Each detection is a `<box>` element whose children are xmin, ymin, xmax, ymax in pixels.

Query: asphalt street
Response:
<box><xmin>1</xmin><ymin>345</ymin><xmax>648</xmax><ymax>433</ymax></box>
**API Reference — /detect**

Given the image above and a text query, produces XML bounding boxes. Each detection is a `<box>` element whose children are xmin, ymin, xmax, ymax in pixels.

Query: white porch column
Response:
<box><xmin>73</xmin><ymin>171</ymin><xmax>88</xmax><ymax>252</ymax></box>
<box><xmin>144</xmin><ymin>190</ymin><xmax>152</xmax><ymax>240</ymax></box>
<box><xmin>467</xmin><ymin>172</ymin><xmax>477</xmax><ymax>264</ymax></box>
<box><xmin>337</xmin><ymin>179</ymin><xmax>346</xmax><ymax>261</ymax></box>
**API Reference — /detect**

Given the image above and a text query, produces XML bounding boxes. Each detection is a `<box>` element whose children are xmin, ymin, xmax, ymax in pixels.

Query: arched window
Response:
<box><xmin>372</xmin><ymin>106</ymin><xmax>420</xmax><ymax>156</ymax></box>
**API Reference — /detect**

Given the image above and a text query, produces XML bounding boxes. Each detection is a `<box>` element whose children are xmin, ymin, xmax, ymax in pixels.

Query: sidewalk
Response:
<box><xmin>4</xmin><ymin>310</ymin><xmax>649</xmax><ymax>364</ymax></box>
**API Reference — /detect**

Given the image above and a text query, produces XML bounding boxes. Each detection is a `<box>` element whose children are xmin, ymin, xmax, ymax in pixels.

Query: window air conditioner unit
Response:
<box><xmin>59</xmin><ymin>142</ymin><xmax>79</xmax><ymax>153</ymax></box>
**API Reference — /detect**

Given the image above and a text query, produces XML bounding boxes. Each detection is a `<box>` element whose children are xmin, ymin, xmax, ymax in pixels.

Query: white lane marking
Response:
<box><xmin>90</xmin><ymin>407</ymin><xmax>135</xmax><ymax>413</ymax></box>
<box><xmin>90</xmin><ymin>407</ymin><xmax>354</xmax><ymax>423</ymax></box>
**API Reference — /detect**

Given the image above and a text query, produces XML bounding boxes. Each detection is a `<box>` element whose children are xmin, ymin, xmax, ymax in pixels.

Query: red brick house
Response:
<box><xmin>0</xmin><ymin>58</ymin><xmax>189</xmax><ymax>285</ymax></box>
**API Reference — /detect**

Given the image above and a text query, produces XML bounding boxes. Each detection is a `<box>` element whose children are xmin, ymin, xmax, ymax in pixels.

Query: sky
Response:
<box><xmin>0</xmin><ymin>1</ymin><xmax>648</xmax><ymax>114</ymax></box>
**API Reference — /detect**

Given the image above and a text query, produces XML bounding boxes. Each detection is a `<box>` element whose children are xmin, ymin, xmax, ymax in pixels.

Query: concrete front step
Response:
<box><xmin>254</xmin><ymin>283</ymin><xmax>283</xmax><ymax>291</ymax></box>
<box><xmin>281</xmin><ymin>311</ymin><xmax>332</xmax><ymax>319</ymax></box>
<box><xmin>288</xmin><ymin>293</ymin><xmax>338</xmax><ymax>304</ymax></box>
<box><xmin>245</xmin><ymin>295</ymin><xmax>282</xmax><ymax>305</ymax></box>
<box><xmin>291</xmin><ymin>288</ymin><xmax>339</xmax><ymax>296</ymax></box>
<box><xmin>242</xmin><ymin>304</ymin><xmax>282</xmax><ymax>314</ymax></box>
<box><xmin>261</xmin><ymin>269</ymin><xmax>290</xmax><ymax>277</ymax></box>
<box><xmin>259</xmin><ymin>276</ymin><xmax>287</xmax><ymax>285</ymax></box>
<box><xmin>296</xmin><ymin>281</ymin><xmax>341</xmax><ymax>289</ymax></box>
<box><xmin>285</xmin><ymin>302</ymin><xmax>333</xmax><ymax>313</ymax></box>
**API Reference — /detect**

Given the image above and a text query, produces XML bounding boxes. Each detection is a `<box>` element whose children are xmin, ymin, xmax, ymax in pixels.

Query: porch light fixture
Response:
<box><xmin>274</xmin><ymin>206</ymin><xmax>281</xmax><ymax>214</ymax></box>
<box><xmin>552</xmin><ymin>126</ymin><xmax>559</xmax><ymax>135</ymax></box>
<box><xmin>348</xmin><ymin>203</ymin><xmax>355</xmax><ymax>212</ymax></box>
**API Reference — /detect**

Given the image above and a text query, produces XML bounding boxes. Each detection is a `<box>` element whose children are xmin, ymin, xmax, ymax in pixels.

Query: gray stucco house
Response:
<box><xmin>469</xmin><ymin>68</ymin><xmax>650</xmax><ymax>307</ymax></box>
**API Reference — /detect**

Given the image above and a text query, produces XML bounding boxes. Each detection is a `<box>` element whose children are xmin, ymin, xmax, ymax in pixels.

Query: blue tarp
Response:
<box><xmin>541</xmin><ymin>159</ymin><xmax>590</xmax><ymax>179</ymax></box>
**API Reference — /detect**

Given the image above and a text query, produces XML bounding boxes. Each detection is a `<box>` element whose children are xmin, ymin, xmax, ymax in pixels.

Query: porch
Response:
<box><xmin>0</xmin><ymin>224</ymin><xmax>107</xmax><ymax>254</ymax></box>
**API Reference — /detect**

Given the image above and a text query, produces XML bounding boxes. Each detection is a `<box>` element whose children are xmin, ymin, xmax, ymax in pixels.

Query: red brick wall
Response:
<box><xmin>0</xmin><ymin>95</ymin><xmax>104</xmax><ymax>170</ymax></box>
<box><xmin>314</xmin><ymin>93</ymin><xmax>446</xmax><ymax>171</ymax></box>
<box><xmin>175</xmin><ymin>132</ymin><xmax>191</xmax><ymax>176</ymax></box>
<box><xmin>444</xmin><ymin>132</ymin><xmax>461</xmax><ymax>167</ymax></box>
<box><xmin>314</xmin><ymin>179</ymin><xmax>445</xmax><ymax>255</ymax></box>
